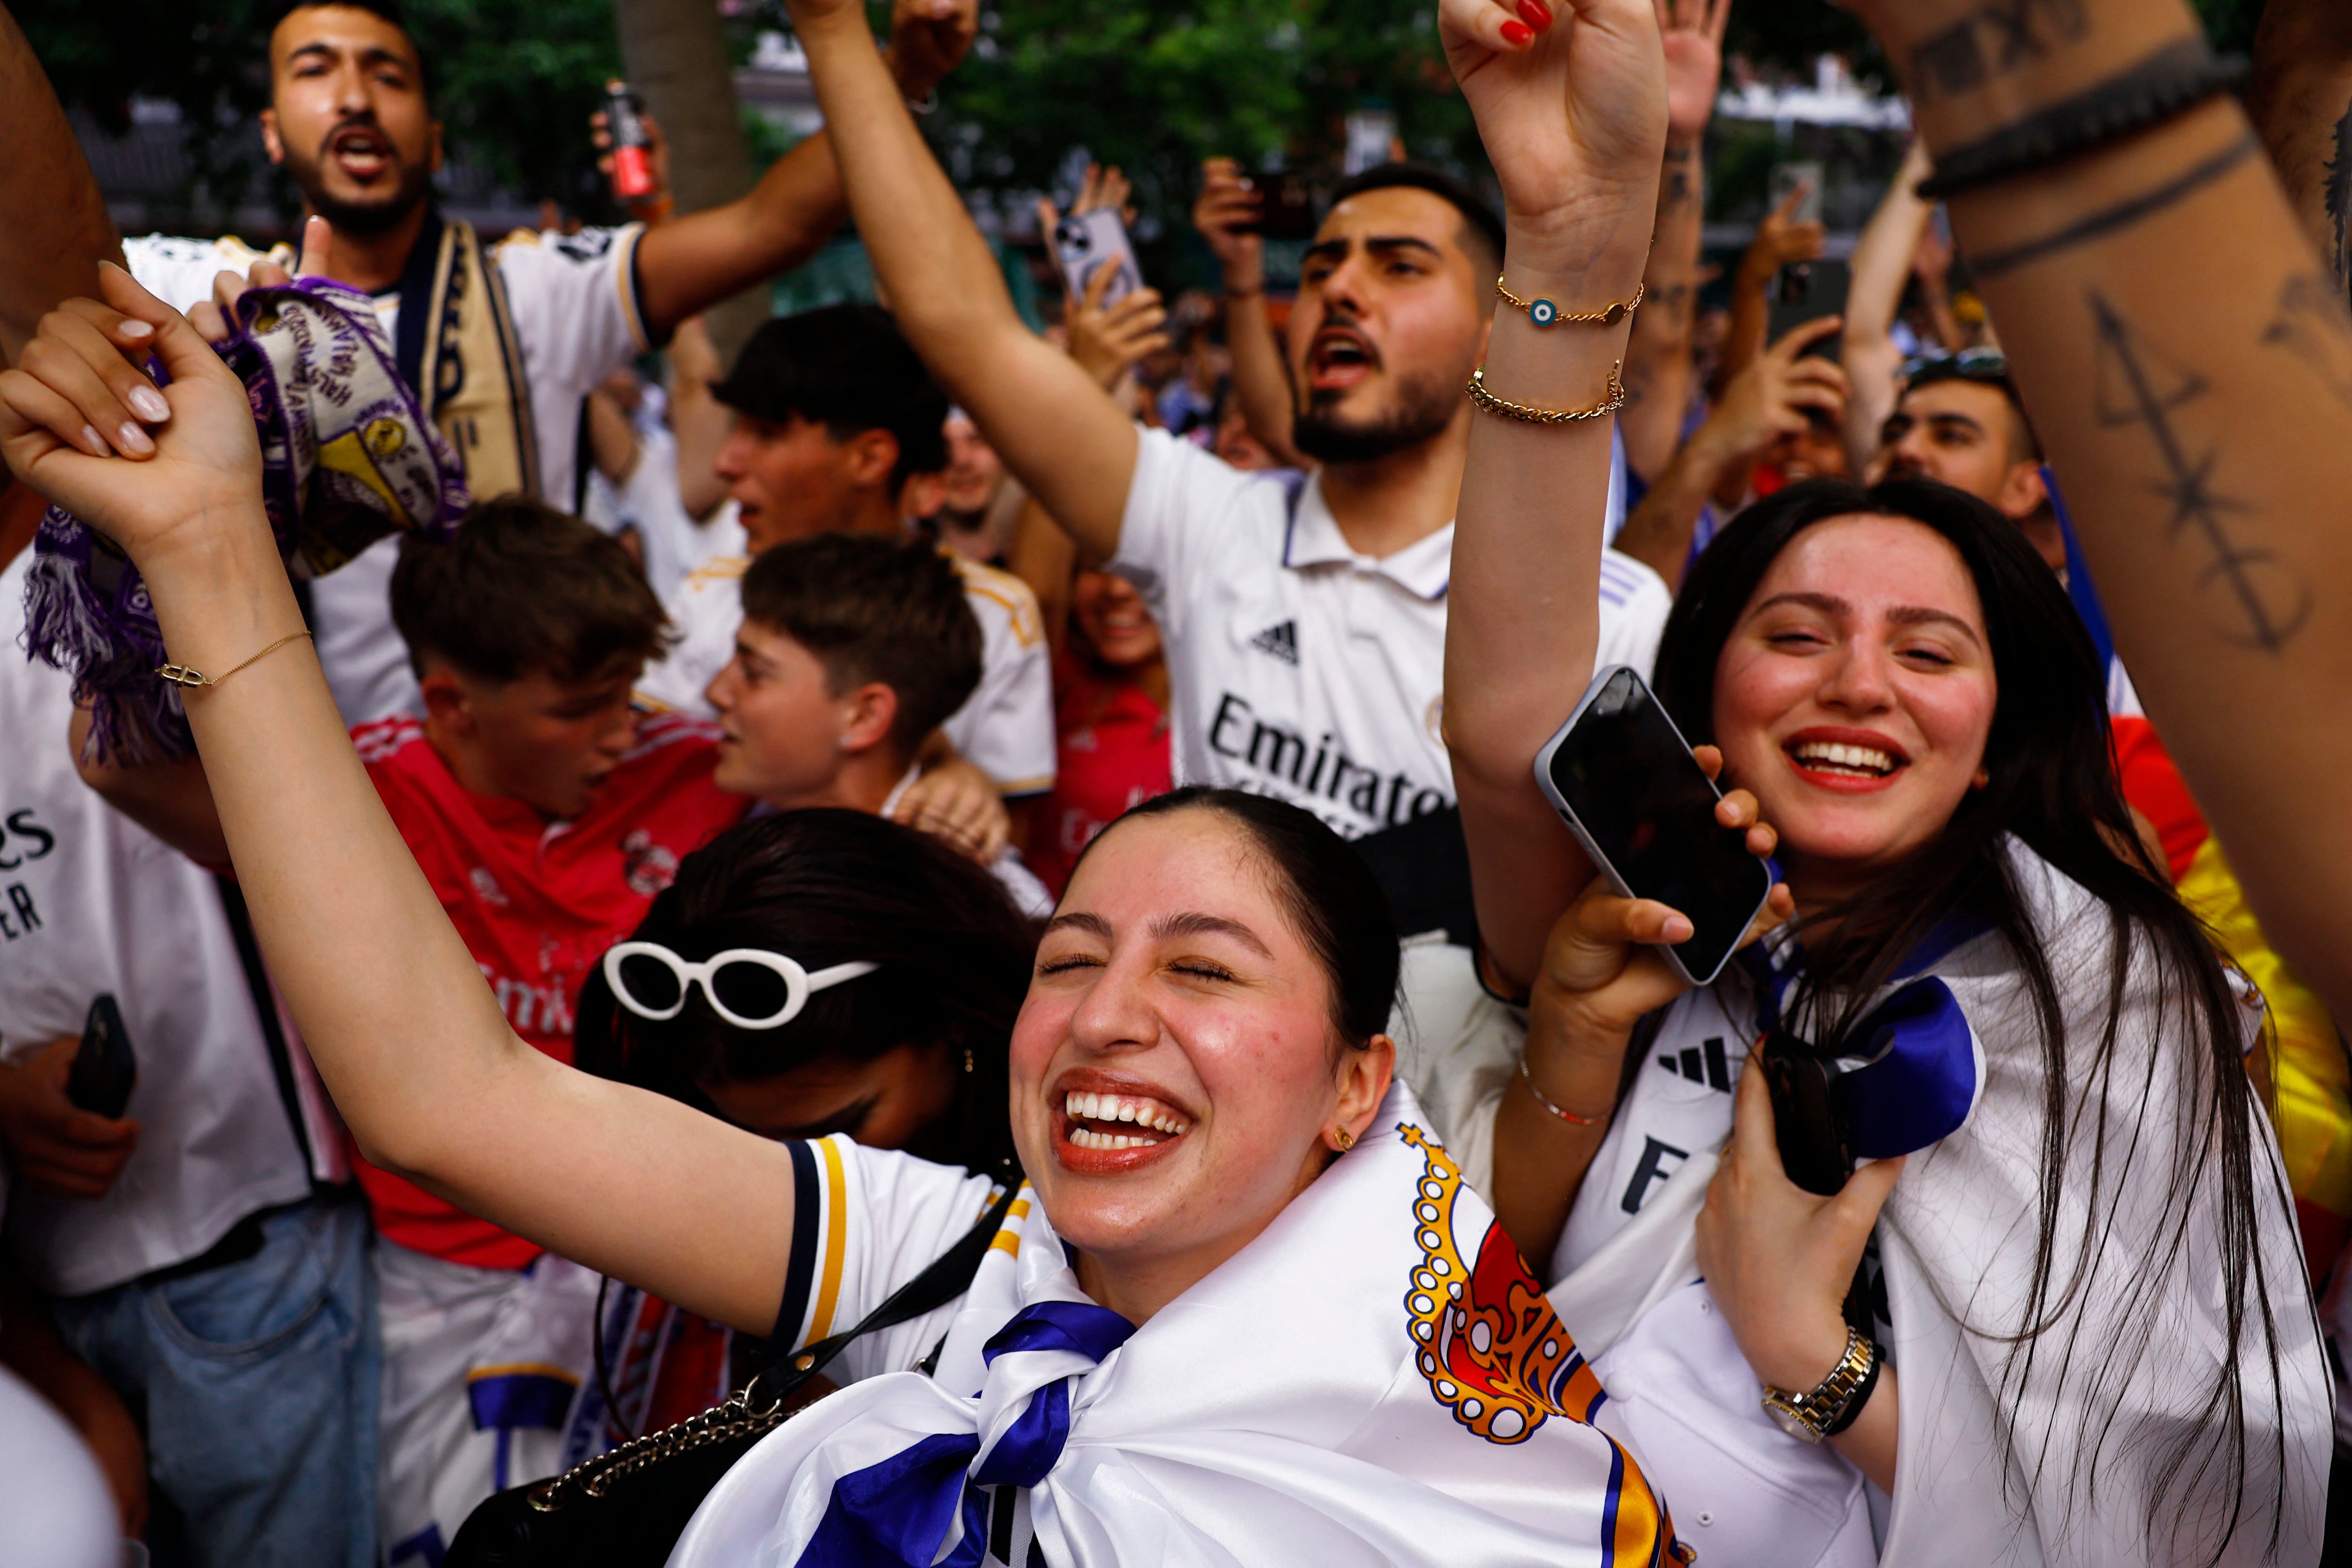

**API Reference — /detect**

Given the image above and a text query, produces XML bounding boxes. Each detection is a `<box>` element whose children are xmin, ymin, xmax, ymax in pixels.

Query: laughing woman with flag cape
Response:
<box><xmin>1447</xmin><ymin>469</ymin><xmax>2332</xmax><ymax>1565</ymax></box>
<box><xmin>0</xmin><ymin>5</ymin><xmax>1712</xmax><ymax>1563</ymax></box>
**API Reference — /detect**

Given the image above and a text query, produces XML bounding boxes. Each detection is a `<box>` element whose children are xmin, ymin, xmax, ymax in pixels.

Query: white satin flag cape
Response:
<box><xmin>669</xmin><ymin>1082</ymin><xmax>1690</xmax><ymax>1568</ymax></box>
<box><xmin>1548</xmin><ymin>845</ymin><xmax>2332</xmax><ymax>1567</ymax></box>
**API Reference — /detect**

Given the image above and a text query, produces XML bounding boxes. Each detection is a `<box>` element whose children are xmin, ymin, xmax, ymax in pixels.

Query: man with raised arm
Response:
<box><xmin>22</xmin><ymin>0</ymin><xmax>976</xmax><ymax>727</ymax></box>
<box><xmin>787</xmin><ymin>0</ymin><xmax>1672</xmax><ymax>853</ymax></box>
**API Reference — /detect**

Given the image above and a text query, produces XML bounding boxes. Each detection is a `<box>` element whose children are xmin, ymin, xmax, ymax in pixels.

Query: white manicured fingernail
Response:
<box><xmin>128</xmin><ymin>386</ymin><xmax>170</xmax><ymax>422</ymax></box>
<box><xmin>118</xmin><ymin>319</ymin><xmax>154</xmax><ymax>340</ymax></box>
<box><xmin>82</xmin><ymin>424</ymin><xmax>113</xmax><ymax>456</ymax></box>
<box><xmin>117</xmin><ymin>422</ymin><xmax>155</xmax><ymax>455</ymax></box>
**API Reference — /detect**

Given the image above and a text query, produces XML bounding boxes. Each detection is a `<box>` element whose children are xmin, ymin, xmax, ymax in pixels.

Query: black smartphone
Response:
<box><xmin>1534</xmin><ymin>666</ymin><xmax>1776</xmax><ymax>987</ymax></box>
<box><xmin>67</xmin><ymin>993</ymin><xmax>136</xmax><ymax>1119</ymax></box>
<box><xmin>1755</xmin><ymin>1032</ymin><xmax>1853</xmax><ymax>1196</ymax></box>
<box><xmin>1238</xmin><ymin>171</ymin><xmax>1315</xmax><ymax>239</ymax></box>
<box><xmin>1766</xmin><ymin>258</ymin><xmax>1851</xmax><ymax>364</ymax></box>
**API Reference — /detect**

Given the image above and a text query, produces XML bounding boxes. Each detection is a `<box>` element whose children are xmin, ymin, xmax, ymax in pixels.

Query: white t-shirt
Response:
<box><xmin>124</xmin><ymin>224</ymin><xmax>652</xmax><ymax>725</ymax></box>
<box><xmin>0</xmin><ymin>550</ymin><xmax>319</xmax><ymax>1297</ymax></box>
<box><xmin>635</xmin><ymin>551</ymin><xmax>1058</xmax><ymax>798</ymax></box>
<box><xmin>1114</xmin><ymin>430</ymin><xmax>1672</xmax><ymax>839</ymax></box>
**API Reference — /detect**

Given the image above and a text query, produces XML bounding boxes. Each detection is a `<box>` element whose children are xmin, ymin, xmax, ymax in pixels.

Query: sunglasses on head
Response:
<box><xmin>1901</xmin><ymin>347</ymin><xmax>2010</xmax><ymax>384</ymax></box>
<box><xmin>602</xmin><ymin>941</ymin><xmax>878</xmax><ymax>1031</ymax></box>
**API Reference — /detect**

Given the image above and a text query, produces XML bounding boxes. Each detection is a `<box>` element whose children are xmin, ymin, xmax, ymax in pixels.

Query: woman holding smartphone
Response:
<box><xmin>1450</xmin><ymin>459</ymin><xmax>2329</xmax><ymax>1557</ymax></box>
<box><xmin>0</xmin><ymin>2</ymin><xmax>1747</xmax><ymax>1562</ymax></box>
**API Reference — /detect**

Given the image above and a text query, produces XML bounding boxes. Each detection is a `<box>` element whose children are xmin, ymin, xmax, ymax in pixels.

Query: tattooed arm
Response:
<box><xmin>1621</xmin><ymin>0</ymin><xmax>1730</xmax><ymax>486</ymax></box>
<box><xmin>2249</xmin><ymin>0</ymin><xmax>2352</xmax><ymax>300</ymax></box>
<box><xmin>1844</xmin><ymin>0</ymin><xmax>2352</xmax><ymax>1017</ymax></box>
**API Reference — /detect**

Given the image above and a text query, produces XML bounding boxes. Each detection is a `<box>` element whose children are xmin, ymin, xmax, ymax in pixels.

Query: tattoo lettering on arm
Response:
<box><xmin>2090</xmin><ymin>290</ymin><xmax>2310</xmax><ymax>652</ymax></box>
<box><xmin>2263</xmin><ymin>272</ymin><xmax>2352</xmax><ymax>410</ymax></box>
<box><xmin>1911</xmin><ymin>0</ymin><xmax>2092</xmax><ymax>102</ymax></box>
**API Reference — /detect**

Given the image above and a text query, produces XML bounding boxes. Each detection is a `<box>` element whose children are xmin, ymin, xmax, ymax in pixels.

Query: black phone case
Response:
<box><xmin>68</xmin><ymin>993</ymin><xmax>136</xmax><ymax>1120</ymax></box>
<box><xmin>1756</xmin><ymin>1031</ymin><xmax>1852</xmax><ymax>1197</ymax></box>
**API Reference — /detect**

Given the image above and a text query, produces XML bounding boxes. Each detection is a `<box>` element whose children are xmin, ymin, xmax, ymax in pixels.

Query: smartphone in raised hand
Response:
<box><xmin>1052</xmin><ymin>209</ymin><xmax>1142</xmax><ymax>310</ymax></box>
<box><xmin>1534</xmin><ymin>666</ymin><xmax>1776</xmax><ymax>987</ymax></box>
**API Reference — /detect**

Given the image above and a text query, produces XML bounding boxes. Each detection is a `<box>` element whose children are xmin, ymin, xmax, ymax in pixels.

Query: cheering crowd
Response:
<box><xmin>4</xmin><ymin>0</ymin><xmax>2352</xmax><ymax>1562</ymax></box>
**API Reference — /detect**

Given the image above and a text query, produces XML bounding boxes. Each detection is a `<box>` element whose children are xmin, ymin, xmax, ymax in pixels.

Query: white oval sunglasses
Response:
<box><xmin>602</xmin><ymin>941</ymin><xmax>879</xmax><ymax>1031</ymax></box>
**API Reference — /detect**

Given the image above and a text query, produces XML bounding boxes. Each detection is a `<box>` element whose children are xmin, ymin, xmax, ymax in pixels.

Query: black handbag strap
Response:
<box><xmin>750</xmin><ymin>1175</ymin><xmax>1023</xmax><ymax>1406</ymax></box>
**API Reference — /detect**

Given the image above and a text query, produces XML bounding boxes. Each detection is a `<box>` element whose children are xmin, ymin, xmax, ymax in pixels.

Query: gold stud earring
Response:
<box><xmin>1332</xmin><ymin>1128</ymin><xmax>1355</xmax><ymax>1152</ymax></box>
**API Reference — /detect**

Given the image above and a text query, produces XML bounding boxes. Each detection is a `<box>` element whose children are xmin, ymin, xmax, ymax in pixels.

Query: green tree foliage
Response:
<box><xmin>934</xmin><ymin>0</ymin><xmax>1474</xmax><ymax>223</ymax></box>
<box><xmin>16</xmin><ymin>0</ymin><xmax>2282</xmax><ymax>232</ymax></box>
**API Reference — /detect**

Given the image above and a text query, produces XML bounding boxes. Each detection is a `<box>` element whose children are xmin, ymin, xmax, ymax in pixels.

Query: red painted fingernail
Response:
<box><xmin>1501</xmin><ymin>19</ymin><xmax>1534</xmax><ymax>46</ymax></box>
<box><xmin>1518</xmin><ymin>0</ymin><xmax>1553</xmax><ymax>29</ymax></box>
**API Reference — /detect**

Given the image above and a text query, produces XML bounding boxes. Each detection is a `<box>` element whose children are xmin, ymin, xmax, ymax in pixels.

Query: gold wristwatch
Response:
<box><xmin>1759</xmin><ymin>1326</ymin><xmax>1879</xmax><ymax>1443</ymax></box>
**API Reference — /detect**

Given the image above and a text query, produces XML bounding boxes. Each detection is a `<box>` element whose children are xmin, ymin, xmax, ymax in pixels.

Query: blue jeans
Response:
<box><xmin>50</xmin><ymin>1190</ymin><xmax>379</xmax><ymax>1568</ymax></box>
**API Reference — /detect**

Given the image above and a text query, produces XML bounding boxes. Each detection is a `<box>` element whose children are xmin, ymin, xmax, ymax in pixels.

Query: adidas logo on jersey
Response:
<box><xmin>1657</xmin><ymin>1035</ymin><xmax>1732</xmax><ymax>1092</ymax></box>
<box><xmin>1249</xmin><ymin>620</ymin><xmax>1299</xmax><ymax>664</ymax></box>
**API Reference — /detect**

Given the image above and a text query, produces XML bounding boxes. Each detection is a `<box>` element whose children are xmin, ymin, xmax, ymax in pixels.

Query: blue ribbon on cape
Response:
<box><xmin>1742</xmin><ymin>916</ymin><xmax>1991</xmax><ymax>1160</ymax></box>
<box><xmin>796</xmin><ymin>1298</ymin><xmax>1135</xmax><ymax>1568</ymax></box>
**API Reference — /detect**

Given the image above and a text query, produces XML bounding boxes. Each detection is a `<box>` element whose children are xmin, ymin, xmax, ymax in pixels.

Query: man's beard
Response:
<box><xmin>1291</xmin><ymin>370</ymin><xmax>1459</xmax><ymax>466</ymax></box>
<box><xmin>283</xmin><ymin>141</ymin><xmax>433</xmax><ymax>238</ymax></box>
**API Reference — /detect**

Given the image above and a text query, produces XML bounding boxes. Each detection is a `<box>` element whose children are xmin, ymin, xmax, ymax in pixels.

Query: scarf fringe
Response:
<box><xmin>22</xmin><ymin>533</ymin><xmax>188</xmax><ymax>764</ymax></box>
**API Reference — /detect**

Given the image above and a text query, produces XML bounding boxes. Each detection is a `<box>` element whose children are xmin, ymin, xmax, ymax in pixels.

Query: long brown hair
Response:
<box><xmin>1654</xmin><ymin>478</ymin><xmax>2303</xmax><ymax>1560</ymax></box>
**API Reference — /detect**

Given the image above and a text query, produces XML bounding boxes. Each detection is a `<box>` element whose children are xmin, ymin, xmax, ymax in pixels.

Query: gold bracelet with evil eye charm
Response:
<box><xmin>1496</xmin><ymin>274</ymin><xmax>1645</xmax><ymax>328</ymax></box>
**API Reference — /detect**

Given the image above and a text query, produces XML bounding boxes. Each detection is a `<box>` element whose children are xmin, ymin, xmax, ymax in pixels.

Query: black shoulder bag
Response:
<box><xmin>447</xmin><ymin>1178</ymin><xmax>1022</xmax><ymax>1567</ymax></box>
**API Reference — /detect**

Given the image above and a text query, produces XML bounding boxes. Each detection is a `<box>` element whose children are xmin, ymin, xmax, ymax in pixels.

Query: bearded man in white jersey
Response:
<box><xmin>798</xmin><ymin>72</ymin><xmax>1671</xmax><ymax>932</ymax></box>
<box><xmin>4</xmin><ymin>0</ymin><xmax>979</xmax><ymax>727</ymax></box>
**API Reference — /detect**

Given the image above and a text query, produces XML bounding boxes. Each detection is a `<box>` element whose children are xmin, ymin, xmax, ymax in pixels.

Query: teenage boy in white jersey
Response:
<box><xmin>636</xmin><ymin>306</ymin><xmax>1057</xmax><ymax>807</ymax></box>
<box><xmin>791</xmin><ymin>50</ymin><xmax>1670</xmax><ymax>842</ymax></box>
<box><xmin>2</xmin><ymin>0</ymin><xmax>980</xmax><ymax>725</ymax></box>
<box><xmin>706</xmin><ymin>532</ymin><xmax>1053</xmax><ymax>914</ymax></box>
<box><xmin>0</xmin><ymin>481</ymin><xmax>375</xmax><ymax>1567</ymax></box>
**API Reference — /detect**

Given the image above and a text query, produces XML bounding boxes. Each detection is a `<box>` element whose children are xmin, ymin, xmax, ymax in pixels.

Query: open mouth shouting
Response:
<box><xmin>1783</xmin><ymin>727</ymin><xmax>1909</xmax><ymax>793</ymax></box>
<box><xmin>325</xmin><ymin>121</ymin><xmax>398</xmax><ymax>183</ymax></box>
<box><xmin>1306</xmin><ymin>323</ymin><xmax>1378</xmax><ymax>393</ymax></box>
<box><xmin>1052</xmin><ymin>1070</ymin><xmax>1195</xmax><ymax>1174</ymax></box>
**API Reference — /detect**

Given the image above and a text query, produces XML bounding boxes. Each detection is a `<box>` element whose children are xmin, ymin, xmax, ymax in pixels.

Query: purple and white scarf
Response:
<box><xmin>21</xmin><ymin>275</ymin><xmax>465</xmax><ymax>760</ymax></box>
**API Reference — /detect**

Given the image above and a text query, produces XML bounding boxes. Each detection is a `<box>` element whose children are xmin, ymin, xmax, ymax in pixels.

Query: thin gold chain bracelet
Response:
<box><xmin>1496</xmin><ymin>273</ymin><xmax>1645</xmax><ymax>327</ymax></box>
<box><xmin>1466</xmin><ymin>362</ymin><xmax>1626</xmax><ymax>424</ymax></box>
<box><xmin>158</xmin><ymin>630</ymin><xmax>312</xmax><ymax>689</ymax></box>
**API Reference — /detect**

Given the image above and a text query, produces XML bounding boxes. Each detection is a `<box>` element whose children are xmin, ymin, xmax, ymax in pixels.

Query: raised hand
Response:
<box><xmin>1533</xmin><ymin>748</ymin><xmax>1789</xmax><ymax>1039</ymax></box>
<box><xmin>1065</xmin><ymin>264</ymin><xmax>1170</xmax><ymax>392</ymax></box>
<box><xmin>1193</xmin><ymin>157</ymin><xmax>1266</xmax><ymax>295</ymax></box>
<box><xmin>1438</xmin><ymin>0</ymin><xmax>1667</xmax><ymax>245</ymax></box>
<box><xmin>1658</xmin><ymin>0</ymin><xmax>1730</xmax><ymax>143</ymax></box>
<box><xmin>1706</xmin><ymin>315</ymin><xmax>1847</xmax><ymax>464</ymax></box>
<box><xmin>590</xmin><ymin>92</ymin><xmax>674</xmax><ymax>218</ymax></box>
<box><xmin>1743</xmin><ymin>181</ymin><xmax>1825</xmax><ymax>279</ymax></box>
<box><xmin>885</xmin><ymin>0</ymin><xmax>980</xmax><ymax>99</ymax></box>
<box><xmin>0</xmin><ymin>262</ymin><xmax>263</xmax><ymax>565</ymax></box>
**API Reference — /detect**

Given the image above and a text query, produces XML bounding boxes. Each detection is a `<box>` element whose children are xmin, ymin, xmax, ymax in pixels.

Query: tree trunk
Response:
<box><xmin>610</xmin><ymin>0</ymin><xmax>768</xmax><ymax>363</ymax></box>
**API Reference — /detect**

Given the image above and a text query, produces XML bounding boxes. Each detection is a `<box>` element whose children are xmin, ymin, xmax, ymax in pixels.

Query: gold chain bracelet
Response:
<box><xmin>1466</xmin><ymin>362</ymin><xmax>1626</xmax><ymax>424</ymax></box>
<box><xmin>1496</xmin><ymin>273</ymin><xmax>1645</xmax><ymax>327</ymax></box>
<box><xmin>157</xmin><ymin>630</ymin><xmax>312</xmax><ymax>689</ymax></box>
